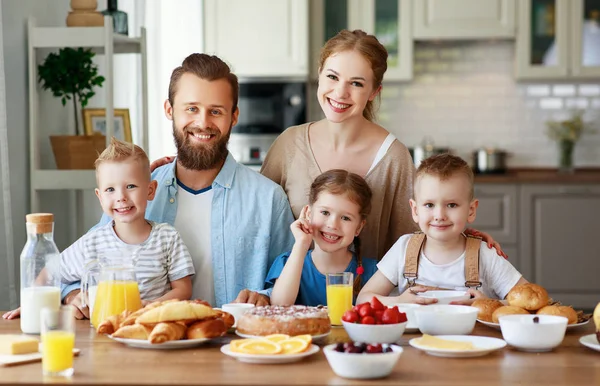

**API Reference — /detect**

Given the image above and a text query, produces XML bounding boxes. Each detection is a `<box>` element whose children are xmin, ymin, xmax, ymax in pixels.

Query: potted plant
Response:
<box><xmin>546</xmin><ymin>110</ymin><xmax>595</xmax><ymax>173</ymax></box>
<box><xmin>38</xmin><ymin>47</ymin><xmax>106</xmax><ymax>169</ymax></box>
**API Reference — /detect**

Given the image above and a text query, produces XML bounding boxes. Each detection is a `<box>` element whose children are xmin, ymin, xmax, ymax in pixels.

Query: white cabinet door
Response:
<box><xmin>310</xmin><ymin>0</ymin><xmax>412</xmax><ymax>81</ymax></box>
<box><xmin>413</xmin><ymin>0</ymin><xmax>516</xmax><ymax>39</ymax></box>
<box><xmin>570</xmin><ymin>0</ymin><xmax>600</xmax><ymax>78</ymax></box>
<box><xmin>515</xmin><ymin>0</ymin><xmax>570</xmax><ymax>79</ymax></box>
<box><xmin>204</xmin><ymin>0</ymin><xmax>308</xmax><ymax>77</ymax></box>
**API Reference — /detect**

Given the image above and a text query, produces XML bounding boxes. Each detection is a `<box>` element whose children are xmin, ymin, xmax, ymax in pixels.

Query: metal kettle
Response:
<box><xmin>410</xmin><ymin>137</ymin><xmax>450</xmax><ymax>167</ymax></box>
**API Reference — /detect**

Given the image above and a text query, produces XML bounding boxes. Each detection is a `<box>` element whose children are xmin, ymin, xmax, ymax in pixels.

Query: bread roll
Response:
<box><xmin>506</xmin><ymin>283</ymin><xmax>549</xmax><ymax>311</ymax></box>
<box><xmin>112</xmin><ymin>324</ymin><xmax>153</xmax><ymax>340</ymax></box>
<box><xmin>148</xmin><ymin>322</ymin><xmax>187</xmax><ymax>344</ymax></box>
<box><xmin>492</xmin><ymin>306</ymin><xmax>529</xmax><ymax>323</ymax></box>
<box><xmin>121</xmin><ymin>299</ymin><xmax>179</xmax><ymax>327</ymax></box>
<box><xmin>536</xmin><ymin>305</ymin><xmax>578</xmax><ymax>324</ymax></box>
<box><xmin>97</xmin><ymin>310</ymin><xmax>132</xmax><ymax>334</ymax></box>
<box><xmin>472</xmin><ymin>299</ymin><xmax>504</xmax><ymax>322</ymax></box>
<box><xmin>186</xmin><ymin>318</ymin><xmax>227</xmax><ymax>339</ymax></box>
<box><xmin>214</xmin><ymin>310</ymin><xmax>235</xmax><ymax>330</ymax></box>
<box><xmin>136</xmin><ymin>301</ymin><xmax>218</xmax><ymax>325</ymax></box>
<box><xmin>593</xmin><ymin>302</ymin><xmax>599</xmax><ymax>343</ymax></box>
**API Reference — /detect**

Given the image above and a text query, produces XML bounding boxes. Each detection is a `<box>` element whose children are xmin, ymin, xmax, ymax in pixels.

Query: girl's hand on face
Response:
<box><xmin>291</xmin><ymin>205</ymin><xmax>313</xmax><ymax>248</ymax></box>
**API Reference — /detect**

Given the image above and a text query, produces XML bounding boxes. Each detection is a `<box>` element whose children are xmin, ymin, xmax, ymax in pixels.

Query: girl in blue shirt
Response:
<box><xmin>266</xmin><ymin>169</ymin><xmax>377</xmax><ymax>306</ymax></box>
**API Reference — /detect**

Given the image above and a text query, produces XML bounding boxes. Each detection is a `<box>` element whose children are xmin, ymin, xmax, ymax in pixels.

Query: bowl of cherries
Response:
<box><xmin>341</xmin><ymin>297</ymin><xmax>408</xmax><ymax>344</ymax></box>
<box><xmin>323</xmin><ymin>341</ymin><xmax>403</xmax><ymax>379</ymax></box>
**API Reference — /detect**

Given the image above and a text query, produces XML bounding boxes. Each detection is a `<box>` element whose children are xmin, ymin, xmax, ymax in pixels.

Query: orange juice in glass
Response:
<box><xmin>41</xmin><ymin>306</ymin><xmax>75</xmax><ymax>377</ymax></box>
<box><xmin>90</xmin><ymin>280</ymin><xmax>143</xmax><ymax>329</ymax></box>
<box><xmin>326</xmin><ymin>272</ymin><xmax>353</xmax><ymax>325</ymax></box>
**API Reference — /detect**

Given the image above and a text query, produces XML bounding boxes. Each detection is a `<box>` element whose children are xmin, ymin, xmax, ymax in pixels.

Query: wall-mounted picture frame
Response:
<box><xmin>83</xmin><ymin>108</ymin><xmax>132</xmax><ymax>143</ymax></box>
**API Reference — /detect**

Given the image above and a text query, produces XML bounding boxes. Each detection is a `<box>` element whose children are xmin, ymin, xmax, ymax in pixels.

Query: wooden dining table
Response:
<box><xmin>0</xmin><ymin>318</ymin><xmax>598</xmax><ymax>385</ymax></box>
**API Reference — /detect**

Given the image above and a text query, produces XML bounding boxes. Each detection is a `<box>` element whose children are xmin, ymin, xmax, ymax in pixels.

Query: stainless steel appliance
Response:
<box><xmin>472</xmin><ymin>148</ymin><xmax>509</xmax><ymax>174</ymax></box>
<box><xmin>229</xmin><ymin>80</ymin><xmax>306</xmax><ymax>170</ymax></box>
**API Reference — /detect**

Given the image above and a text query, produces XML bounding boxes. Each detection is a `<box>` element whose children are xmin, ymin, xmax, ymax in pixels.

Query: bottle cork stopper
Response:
<box><xmin>26</xmin><ymin>213</ymin><xmax>54</xmax><ymax>234</ymax></box>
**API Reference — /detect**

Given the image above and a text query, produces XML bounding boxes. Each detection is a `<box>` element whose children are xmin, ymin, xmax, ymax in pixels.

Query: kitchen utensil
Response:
<box><xmin>472</xmin><ymin>148</ymin><xmax>509</xmax><ymax>174</ymax></box>
<box><xmin>410</xmin><ymin>137</ymin><xmax>451</xmax><ymax>167</ymax></box>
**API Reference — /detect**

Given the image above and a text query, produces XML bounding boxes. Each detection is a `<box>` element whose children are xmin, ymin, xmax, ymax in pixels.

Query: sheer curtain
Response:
<box><xmin>119</xmin><ymin>0</ymin><xmax>204</xmax><ymax>161</ymax></box>
<box><xmin>0</xmin><ymin>4</ymin><xmax>17</xmax><ymax>310</ymax></box>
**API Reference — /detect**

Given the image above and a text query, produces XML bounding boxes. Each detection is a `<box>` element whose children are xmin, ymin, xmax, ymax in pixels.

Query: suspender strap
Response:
<box><xmin>403</xmin><ymin>232</ymin><xmax>425</xmax><ymax>286</ymax></box>
<box><xmin>464</xmin><ymin>236</ymin><xmax>482</xmax><ymax>289</ymax></box>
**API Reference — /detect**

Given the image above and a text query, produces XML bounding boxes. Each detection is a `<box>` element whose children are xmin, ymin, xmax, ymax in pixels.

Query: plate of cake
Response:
<box><xmin>234</xmin><ymin>305</ymin><xmax>332</xmax><ymax>342</ymax></box>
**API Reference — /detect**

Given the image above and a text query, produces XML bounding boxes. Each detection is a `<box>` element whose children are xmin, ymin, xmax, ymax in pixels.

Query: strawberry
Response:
<box><xmin>374</xmin><ymin>309</ymin><xmax>385</xmax><ymax>323</ymax></box>
<box><xmin>361</xmin><ymin>316</ymin><xmax>375</xmax><ymax>325</ymax></box>
<box><xmin>341</xmin><ymin>310</ymin><xmax>359</xmax><ymax>323</ymax></box>
<box><xmin>358</xmin><ymin>303</ymin><xmax>374</xmax><ymax>318</ymax></box>
<box><xmin>370</xmin><ymin>296</ymin><xmax>385</xmax><ymax>311</ymax></box>
<box><xmin>381</xmin><ymin>308</ymin><xmax>400</xmax><ymax>324</ymax></box>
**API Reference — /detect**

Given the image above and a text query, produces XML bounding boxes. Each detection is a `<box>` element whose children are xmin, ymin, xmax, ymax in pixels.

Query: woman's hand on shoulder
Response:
<box><xmin>150</xmin><ymin>156</ymin><xmax>175</xmax><ymax>173</ymax></box>
<box><xmin>465</xmin><ymin>228</ymin><xmax>508</xmax><ymax>259</ymax></box>
<box><xmin>290</xmin><ymin>205</ymin><xmax>313</xmax><ymax>249</ymax></box>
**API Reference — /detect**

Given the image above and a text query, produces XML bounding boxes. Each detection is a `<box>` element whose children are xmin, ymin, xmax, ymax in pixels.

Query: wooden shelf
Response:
<box><xmin>30</xmin><ymin>25</ymin><xmax>142</xmax><ymax>54</ymax></box>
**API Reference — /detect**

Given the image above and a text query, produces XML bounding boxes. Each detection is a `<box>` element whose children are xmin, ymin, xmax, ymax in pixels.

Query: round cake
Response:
<box><xmin>235</xmin><ymin>305</ymin><xmax>331</xmax><ymax>336</ymax></box>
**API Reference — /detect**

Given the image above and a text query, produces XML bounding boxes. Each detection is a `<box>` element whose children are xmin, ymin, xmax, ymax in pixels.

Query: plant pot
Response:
<box><xmin>50</xmin><ymin>135</ymin><xmax>106</xmax><ymax>170</ymax></box>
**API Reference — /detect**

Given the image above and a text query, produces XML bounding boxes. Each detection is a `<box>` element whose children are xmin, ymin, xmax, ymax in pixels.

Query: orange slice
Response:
<box><xmin>293</xmin><ymin>334</ymin><xmax>312</xmax><ymax>344</ymax></box>
<box><xmin>279</xmin><ymin>338</ymin><xmax>309</xmax><ymax>354</ymax></box>
<box><xmin>264</xmin><ymin>334</ymin><xmax>290</xmax><ymax>343</ymax></box>
<box><xmin>238</xmin><ymin>339</ymin><xmax>282</xmax><ymax>355</ymax></box>
<box><xmin>229</xmin><ymin>339</ymin><xmax>253</xmax><ymax>352</ymax></box>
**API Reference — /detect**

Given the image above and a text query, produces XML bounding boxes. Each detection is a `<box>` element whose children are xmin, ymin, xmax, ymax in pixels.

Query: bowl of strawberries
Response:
<box><xmin>341</xmin><ymin>297</ymin><xmax>408</xmax><ymax>344</ymax></box>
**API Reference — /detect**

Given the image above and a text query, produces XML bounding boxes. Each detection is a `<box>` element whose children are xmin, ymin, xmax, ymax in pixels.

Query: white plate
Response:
<box><xmin>579</xmin><ymin>334</ymin><xmax>600</xmax><ymax>352</ymax></box>
<box><xmin>220</xmin><ymin>343</ymin><xmax>319</xmax><ymax>364</ymax></box>
<box><xmin>477</xmin><ymin>318</ymin><xmax>590</xmax><ymax>331</ymax></box>
<box><xmin>108</xmin><ymin>335</ymin><xmax>211</xmax><ymax>349</ymax></box>
<box><xmin>235</xmin><ymin>330</ymin><xmax>330</xmax><ymax>343</ymax></box>
<box><xmin>409</xmin><ymin>335</ymin><xmax>507</xmax><ymax>358</ymax></box>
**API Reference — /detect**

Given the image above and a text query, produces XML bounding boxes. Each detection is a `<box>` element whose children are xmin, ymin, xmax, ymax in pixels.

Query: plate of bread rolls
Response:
<box><xmin>472</xmin><ymin>284</ymin><xmax>591</xmax><ymax>330</ymax></box>
<box><xmin>98</xmin><ymin>299</ymin><xmax>235</xmax><ymax>349</ymax></box>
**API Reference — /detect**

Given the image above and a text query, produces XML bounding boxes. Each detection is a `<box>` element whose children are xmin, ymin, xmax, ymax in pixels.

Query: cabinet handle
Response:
<box><xmin>557</xmin><ymin>187</ymin><xmax>591</xmax><ymax>194</ymax></box>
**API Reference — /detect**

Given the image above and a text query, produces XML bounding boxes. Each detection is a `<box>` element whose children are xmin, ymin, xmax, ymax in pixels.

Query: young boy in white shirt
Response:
<box><xmin>357</xmin><ymin>153</ymin><xmax>527</xmax><ymax>305</ymax></box>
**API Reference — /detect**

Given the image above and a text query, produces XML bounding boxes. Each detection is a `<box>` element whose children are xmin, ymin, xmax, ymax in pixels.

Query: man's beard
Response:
<box><xmin>173</xmin><ymin>122</ymin><xmax>231</xmax><ymax>170</ymax></box>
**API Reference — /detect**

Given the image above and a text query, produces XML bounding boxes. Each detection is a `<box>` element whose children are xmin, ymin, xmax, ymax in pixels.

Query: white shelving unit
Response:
<box><xmin>28</xmin><ymin>16</ymin><xmax>148</xmax><ymax>235</ymax></box>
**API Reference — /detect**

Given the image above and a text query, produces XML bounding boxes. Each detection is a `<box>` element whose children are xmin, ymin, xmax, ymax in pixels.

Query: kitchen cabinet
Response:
<box><xmin>519</xmin><ymin>184</ymin><xmax>600</xmax><ymax>309</ymax></box>
<box><xmin>309</xmin><ymin>0</ymin><xmax>413</xmax><ymax>81</ymax></box>
<box><xmin>412</xmin><ymin>0</ymin><xmax>516</xmax><ymax>40</ymax></box>
<box><xmin>516</xmin><ymin>0</ymin><xmax>600</xmax><ymax>79</ymax></box>
<box><xmin>471</xmin><ymin>184</ymin><xmax>520</xmax><ymax>269</ymax></box>
<box><xmin>204</xmin><ymin>0</ymin><xmax>309</xmax><ymax>78</ymax></box>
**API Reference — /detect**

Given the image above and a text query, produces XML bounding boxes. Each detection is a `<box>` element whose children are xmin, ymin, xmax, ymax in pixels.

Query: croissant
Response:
<box><xmin>148</xmin><ymin>322</ymin><xmax>187</xmax><ymax>344</ymax></box>
<box><xmin>97</xmin><ymin>310</ymin><xmax>132</xmax><ymax>334</ymax></box>
<box><xmin>121</xmin><ymin>299</ymin><xmax>181</xmax><ymax>326</ymax></box>
<box><xmin>186</xmin><ymin>318</ymin><xmax>227</xmax><ymax>339</ymax></box>
<box><xmin>136</xmin><ymin>301</ymin><xmax>218</xmax><ymax>325</ymax></box>
<box><xmin>213</xmin><ymin>310</ymin><xmax>235</xmax><ymax>330</ymax></box>
<box><xmin>112</xmin><ymin>324</ymin><xmax>153</xmax><ymax>340</ymax></box>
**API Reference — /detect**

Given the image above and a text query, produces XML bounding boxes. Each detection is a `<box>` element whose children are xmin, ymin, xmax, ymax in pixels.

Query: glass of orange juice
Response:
<box><xmin>41</xmin><ymin>305</ymin><xmax>75</xmax><ymax>377</ymax></box>
<box><xmin>326</xmin><ymin>272</ymin><xmax>353</xmax><ymax>326</ymax></box>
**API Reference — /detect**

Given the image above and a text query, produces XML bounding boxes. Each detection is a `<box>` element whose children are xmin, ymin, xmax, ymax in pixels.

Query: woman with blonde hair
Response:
<box><xmin>261</xmin><ymin>29</ymin><xmax>502</xmax><ymax>260</ymax></box>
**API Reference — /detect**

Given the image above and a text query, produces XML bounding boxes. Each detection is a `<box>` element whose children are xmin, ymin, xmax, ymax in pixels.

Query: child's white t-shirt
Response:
<box><xmin>377</xmin><ymin>234</ymin><xmax>522</xmax><ymax>299</ymax></box>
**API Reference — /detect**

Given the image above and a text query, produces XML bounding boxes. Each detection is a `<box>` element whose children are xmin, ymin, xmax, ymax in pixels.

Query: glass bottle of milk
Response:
<box><xmin>20</xmin><ymin>213</ymin><xmax>61</xmax><ymax>334</ymax></box>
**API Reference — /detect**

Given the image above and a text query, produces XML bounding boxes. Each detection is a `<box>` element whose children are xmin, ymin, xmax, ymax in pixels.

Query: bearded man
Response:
<box><xmin>60</xmin><ymin>54</ymin><xmax>295</xmax><ymax>312</ymax></box>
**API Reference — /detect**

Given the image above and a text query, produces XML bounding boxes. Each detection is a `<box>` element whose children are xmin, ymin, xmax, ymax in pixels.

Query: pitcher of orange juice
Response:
<box><xmin>81</xmin><ymin>252</ymin><xmax>143</xmax><ymax>329</ymax></box>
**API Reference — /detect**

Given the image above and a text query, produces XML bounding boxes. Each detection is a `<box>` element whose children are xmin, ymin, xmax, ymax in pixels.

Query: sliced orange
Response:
<box><xmin>278</xmin><ymin>338</ymin><xmax>309</xmax><ymax>354</ymax></box>
<box><xmin>293</xmin><ymin>334</ymin><xmax>312</xmax><ymax>344</ymax></box>
<box><xmin>238</xmin><ymin>339</ymin><xmax>282</xmax><ymax>355</ymax></box>
<box><xmin>264</xmin><ymin>334</ymin><xmax>290</xmax><ymax>343</ymax></box>
<box><xmin>229</xmin><ymin>339</ymin><xmax>253</xmax><ymax>352</ymax></box>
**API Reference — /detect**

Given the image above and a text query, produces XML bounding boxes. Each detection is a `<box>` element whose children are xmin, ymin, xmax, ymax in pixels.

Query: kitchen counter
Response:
<box><xmin>0</xmin><ymin>318</ymin><xmax>598</xmax><ymax>385</ymax></box>
<box><xmin>474</xmin><ymin>168</ymin><xmax>600</xmax><ymax>183</ymax></box>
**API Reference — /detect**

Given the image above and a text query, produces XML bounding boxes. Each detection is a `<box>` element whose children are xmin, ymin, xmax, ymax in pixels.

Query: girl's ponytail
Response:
<box><xmin>353</xmin><ymin>236</ymin><xmax>364</xmax><ymax>296</ymax></box>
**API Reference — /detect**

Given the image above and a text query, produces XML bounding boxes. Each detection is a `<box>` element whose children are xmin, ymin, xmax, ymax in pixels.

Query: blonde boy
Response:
<box><xmin>60</xmin><ymin>138</ymin><xmax>195</xmax><ymax>317</ymax></box>
<box><xmin>358</xmin><ymin>154</ymin><xmax>527</xmax><ymax>305</ymax></box>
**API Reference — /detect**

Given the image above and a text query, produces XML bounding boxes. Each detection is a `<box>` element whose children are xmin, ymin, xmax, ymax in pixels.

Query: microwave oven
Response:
<box><xmin>229</xmin><ymin>80</ymin><xmax>307</xmax><ymax>168</ymax></box>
